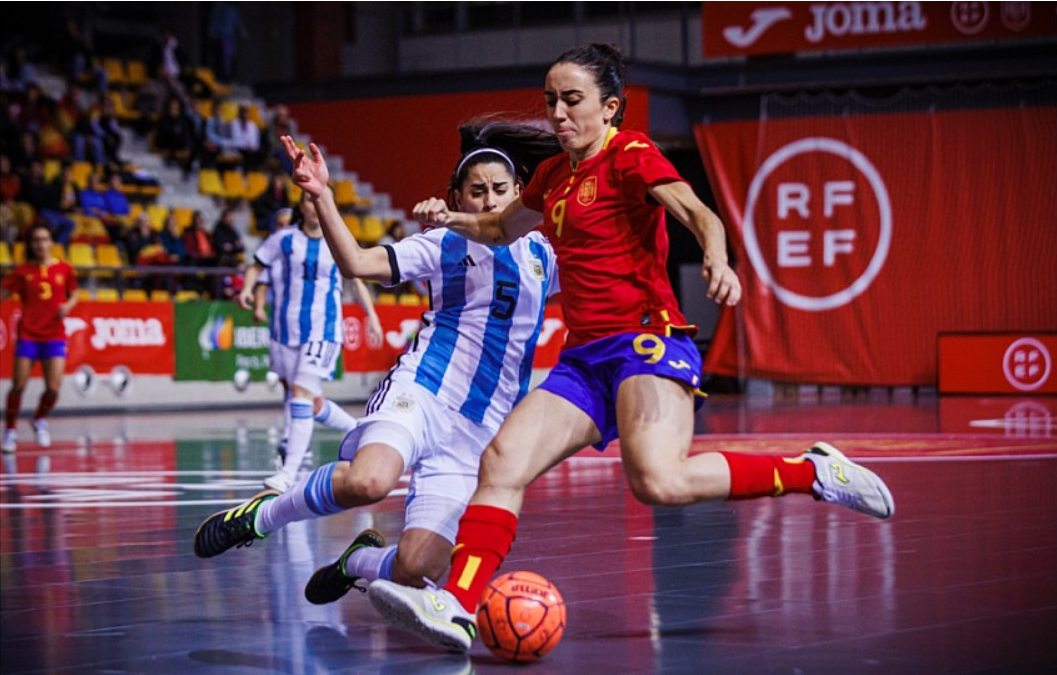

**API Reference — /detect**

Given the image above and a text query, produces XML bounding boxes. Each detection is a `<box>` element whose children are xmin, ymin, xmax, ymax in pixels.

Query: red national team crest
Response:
<box><xmin>577</xmin><ymin>177</ymin><xmax>598</xmax><ymax>206</ymax></box>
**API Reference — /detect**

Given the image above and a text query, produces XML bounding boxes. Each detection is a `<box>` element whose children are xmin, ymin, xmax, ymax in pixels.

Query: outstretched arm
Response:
<box><xmin>348</xmin><ymin>277</ymin><xmax>383</xmax><ymax>349</ymax></box>
<box><xmin>649</xmin><ymin>181</ymin><xmax>741</xmax><ymax>307</ymax></box>
<box><xmin>412</xmin><ymin>196</ymin><xmax>541</xmax><ymax>247</ymax></box>
<box><xmin>281</xmin><ymin>136</ymin><xmax>392</xmax><ymax>283</ymax></box>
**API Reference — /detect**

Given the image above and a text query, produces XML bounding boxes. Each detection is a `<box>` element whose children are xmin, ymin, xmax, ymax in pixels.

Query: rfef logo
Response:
<box><xmin>1003</xmin><ymin>338</ymin><xmax>1052</xmax><ymax>392</ymax></box>
<box><xmin>743</xmin><ymin>137</ymin><xmax>892</xmax><ymax>311</ymax></box>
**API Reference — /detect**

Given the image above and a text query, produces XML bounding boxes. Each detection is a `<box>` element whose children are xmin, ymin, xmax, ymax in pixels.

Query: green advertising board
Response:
<box><xmin>174</xmin><ymin>302</ymin><xmax>343</xmax><ymax>382</ymax></box>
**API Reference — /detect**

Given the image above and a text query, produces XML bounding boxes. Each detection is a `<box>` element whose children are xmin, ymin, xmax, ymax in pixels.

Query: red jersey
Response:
<box><xmin>521</xmin><ymin>129</ymin><xmax>694</xmax><ymax>348</ymax></box>
<box><xmin>2</xmin><ymin>260</ymin><xmax>77</xmax><ymax>341</ymax></box>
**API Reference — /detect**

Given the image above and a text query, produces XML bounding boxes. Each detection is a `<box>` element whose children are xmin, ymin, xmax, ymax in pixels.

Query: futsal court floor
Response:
<box><xmin>1</xmin><ymin>392</ymin><xmax>1055</xmax><ymax>674</ymax></box>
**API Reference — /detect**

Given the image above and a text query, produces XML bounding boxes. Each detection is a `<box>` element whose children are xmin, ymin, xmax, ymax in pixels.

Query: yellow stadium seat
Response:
<box><xmin>149</xmin><ymin>289</ymin><xmax>171</xmax><ymax>302</ymax></box>
<box><xmin>195</xmin><ymin>67</ymin><xmax>230</xmax><ymax>96</ymax></box>
<box><xmin>103</xmin><ymin>58</ymin><xmax>128</xmax><ymax>87</ymax></box>
<box><xmin>287</xmin><ymin>182</ymin><xmax>302</xmax><ymax>203</ymax></box>
<box><xmin>334</xmin><ymin>180</ymin><xmax>358</xmax><ymax>207</ymax></box>
<box><xmin>398</xmin><ymin>293</ymin><xmax>422</xmax><ymax>306</ymax></box>
<box><xmin>147</xmin><ymin>204</ymin><xmax>169</xmax><ymax>231</ymax></box>
<box><xmin>126</xmin><ymin>60</ymin><xmax>147</xmax><ymax>87</ymax></box>
<box><xmin>95</xmin><ymin>288</ymin><xmax>120</xmax><ymax>302</ymax></box>
<box><xmin>199</xmin><ymin>169</ymin><xmax>224</xmax><ymax>198</ymax></box>
<box><xmin>68</xmin><ymin>243</ymin><xmax>97</xmax><ymax>268</ymax></box>
<box><xmin>13</xmin><ymin>242</ymin><xmax>25</xmax><ymax>264</ymax></box>
<box><xmin>71</xmin><ymin>162</ymin><xmax>94</xmax><ymax>190</ymax></box>
<box><xmin>72</xmin><ymin>215</ymin><xmax>109</xmax><ymax>245</ymax></box>
<box><xmin>245</xmin><ymin>172</ymin><xmax>269</xmax><ymax>200</ymax></box>
<box><xmin>342</xmin><ymin>214</ymin><xmax>363</xmax><ymax>240</ymax></box>
<box><xmin>375</xmin><ymin>292</ymin><xmax>398</xmax><ymax>306</ymax></box>
<box><xmin>96</xmin><ymin>244</ymin><xmax>124</xmax><ymax>268</ymax></box>
<box><xmin>109</xmin><ymin>91</ymin><xmax>139</xmax><ymax>122</ymax></box>
<box><xmin>75</xmin><ymin>288</ymin><xmax>94</xmax><ymax>301</ymax></box>
<box><xmin>174</xmin><ymin>290</ymin><xmax>201</xmax><ymax>302</ymax></box>
<box><xmin>196</xmin><ymin>99</ymin><xmax>214</xmax><ymax>119</ymax></box>
<box><xmin>172</xmin><ymin>207</ymin><xmax>194</xmax><ymax>232</ymax></box>
<box><xmin>0</xmin><ymin>242</ymin><xmax>11</xmax><ymax>266</ymax></box>
<box><xmin>128</xmin><ymin>202</ymin><xmax>145</xmax><ymax>222</ymax></box>
<box><xmin>219</xmin><ymin>101</ymin><xmax>239</xmax><ymax>123</ymax></box>
<box><xmin>51</xmin><ymin>244</ymin><xmax>67</xmax><ymax>262</ymax></box>
<box><xmin>222</xmin><ymin>171</ymin><xmax>246</xmax><ymax>199</ymax></box>
<box><xmin>11</xmin><ymin>202</ymin><xmax>35</xmax><ymax>228</ymax></box>
<box><xmin>44</xmin><ymin>159</ymin><xmax>62</xmax><ymax>183</ymax></box>
<box><xmin>248</xmin><ymin>104</ymin><xmax>265</xmax><ymax>128</ymax></box>
<box><xmin>360</xmin><ymin>215</ymin><xmax>385</xmax><ymax>244</ymax></box>
<box><xmin>122</xmin><ymin>289</ymin><xmax>148</xmax><ymax>302</ymax></box>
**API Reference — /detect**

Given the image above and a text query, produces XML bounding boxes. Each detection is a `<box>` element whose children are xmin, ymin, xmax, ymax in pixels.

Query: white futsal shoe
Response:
<box><xmin>263</xmin><ymin>470</ymin><xmax>295</xmax><ymax>492</ymax></box>
<box><xmin>368</xmin><ymin>580</ymin><xmax>477</xmax><ymax>653</ymax></box>
<box><xmin>32</xmin><ymin>419</ymin><xmax>51</xmax><ymax>448</ymax></box>
<box><xmin>804</xmin><ymin>442</ymin><xmax>894</xmax><ymax>519</ymax></box>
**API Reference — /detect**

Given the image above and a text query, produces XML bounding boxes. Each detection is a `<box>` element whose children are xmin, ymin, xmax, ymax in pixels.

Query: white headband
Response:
<box><xmin>454</xmin><ymin>147</ymin><xmax>516</xmax><ymax>182</ymax></box>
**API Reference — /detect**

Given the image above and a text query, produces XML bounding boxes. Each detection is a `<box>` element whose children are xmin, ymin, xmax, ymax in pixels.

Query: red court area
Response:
<box><xmin>1</xmin><ymin>394</ymin><xmax>1055</xmax><ymax>674</ymax></box>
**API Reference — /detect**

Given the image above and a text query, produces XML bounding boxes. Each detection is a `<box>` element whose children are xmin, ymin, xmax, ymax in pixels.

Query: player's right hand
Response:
<box><xmin>412</xmin><ymin>198</ymin><xmax>451</xmax><ymax>227</ymax></box>
<box><xmin>237</xmin><ymin>289</ymin><xmax>254</xmax><ymax>311</ymax></box>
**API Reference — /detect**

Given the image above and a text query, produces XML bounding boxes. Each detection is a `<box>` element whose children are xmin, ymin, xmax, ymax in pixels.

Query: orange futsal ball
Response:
<box><xmin>476</xmin><ymin>571</ymin><xmax>566</xmax><ymax>662</ymax></box>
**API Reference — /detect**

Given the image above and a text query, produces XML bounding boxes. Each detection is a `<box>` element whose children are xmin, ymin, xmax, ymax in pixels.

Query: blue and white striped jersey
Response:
<box><xmin>254</xmin><ymin>226</ymin><xmax>344</xmax><ymax>347</ymax></box>
<box><xmin>375</xmin><ymin>228</ymin><xmax>559</xmax><ymax>431</ymax></box>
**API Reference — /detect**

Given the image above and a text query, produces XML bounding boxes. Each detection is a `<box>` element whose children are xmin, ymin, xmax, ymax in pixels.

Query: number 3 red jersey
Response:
<box><xmin>2</xmin><ymin>261</ymin><xmax>77</xmax><ymax>341</ymax></box>
<box><xmin>521</xmin><ymin>128</ymin><xmax>695</xmax><ymax>348</ymax></box>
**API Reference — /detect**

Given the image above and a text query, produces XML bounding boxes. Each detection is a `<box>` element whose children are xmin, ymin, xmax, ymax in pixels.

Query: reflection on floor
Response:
<box><xmin>1</xmin><ymin>394</ymin><xmax>1055</xmax><ymax>674</ymax></box>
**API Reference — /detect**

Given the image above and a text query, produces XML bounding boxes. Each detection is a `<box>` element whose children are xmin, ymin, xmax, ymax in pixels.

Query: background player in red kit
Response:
<box><xmin>2</xmin><ymin>224</ymin><xmax>78</xmax><ymax>453</ymax></box>
<box><xmin>367</xmin><ymin>43</ymin><xmax>896</xmax><ymax>654</ymax></box>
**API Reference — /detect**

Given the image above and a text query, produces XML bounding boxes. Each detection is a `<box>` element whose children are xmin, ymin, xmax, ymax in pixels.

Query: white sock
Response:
<box><xmin>281</xmin><ymin>397</ymin><xmax>314</xmax><ymax>475</ymax></box>
<box><xmin>344</xmin><ymin>543</ymin><xmax>397</xmax><ymax>582</ymax></box>
<box><xmin>315</xmin><ymin>399</ymin><xmax>358</xmax><ymax>433</ymax></box>
<box><xmin>281</xmin><ymin>389</ymin><xmax>292</xmax><ymax>446</ymax></box>
<box><xmin>256</xmin><ymin>462</ymin><xmax>343</xmax><ymax>534</ymax></box>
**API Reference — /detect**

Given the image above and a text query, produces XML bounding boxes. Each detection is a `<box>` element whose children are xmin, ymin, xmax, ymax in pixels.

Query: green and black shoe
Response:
<box><xmin>305</xmin><ymin>529</ymin><xmax>386</xmax><ymax>605</ymax></box>
<box><xmin>193</xmin><ymin>489</ymin><xmax>281</xmax><ymax>558</ymax></box>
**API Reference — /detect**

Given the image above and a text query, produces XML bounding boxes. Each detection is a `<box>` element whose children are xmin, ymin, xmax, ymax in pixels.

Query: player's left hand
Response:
<box><xmin>366</xmin><ymin>314</ymin><xmax>383</xmax><ymax>349</ymax></box>
<box><xmin>280</xmin><ymin>135</ymin><xmax>328</xmax><ymax>196</ymax></box>
<box><xmin>702</xmin><ymin>259</ymin><xmax>741</xmax><ymax>306</ymax></box>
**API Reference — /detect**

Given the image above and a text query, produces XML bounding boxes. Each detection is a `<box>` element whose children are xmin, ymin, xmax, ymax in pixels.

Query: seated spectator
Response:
<box><xmin>182</xmin><ymin>210</ymin><xmax>216</xmax><ymax>265</ymax></box>
<box><xmin>6</xmin><ymin>46</ymin><xmax>40</xmax><ymax>95</ymax></box>
<box><xmin>0</xmin><ymin>154</ymin><xmax>21</xmax><ymax>204</ymax></box>
<box><xmin>36</xmin><ymin>161</ymin><xmax>77</xmax><ymax>245</ymax></box>
<box><xmin>229</xmin><ymin>105</ymin><xmax>260</xmax><ymax>169</ymax></box>
<box><xmin>212</xmin><ymin>208</ymin><xmax>244</xmax><ymax>267</ymax></box>
<box><xmin>79</xmin><ymin>173</ymin><xmax>109</xmax><ymax>219</ymax></box>
<box><xmin>153</xmin><ymin>97</ymin><xmax>195</xmax><ymax>178</ymax></box>
<box><xmin>200</xmin><ymin>103</ymin><xmax>236</xmax><ymax>169</ymax></box>
<box><xmin>102</xmin><ymin>174</ymin><xmax>131</xmax><ymax>220</ymax></box>
<box><xmin>159</xmin><ymin>213</ymin><xmax>187</xmax><ymax>264</ymax></box>
<box><xmin>126</xmin><ymin>213</ymin><xmax>167</xmax><ymax>265</ymax></box>
<box><xmin>92</xmin><ymin>96</ymin><xmax>124</xmax><ymax>165</ymax></box>
<box><xmin>265</xmin><ymin>104</ymin><xmax>298</xmax><ymax>172</ymax></box>
<box><xmin>148</xmin><ymin>28</ymin><xmax>191</xmax><ymax>107</ymax></box>
<box><xmin>250</xmin><ymin>173</ymin><xmax>289</xmax><ymax>233</ymax></box>
<box><xmin>60</xmin><ymin>81</ymin><xmax>105</xmax><ymax>165</ymax></box>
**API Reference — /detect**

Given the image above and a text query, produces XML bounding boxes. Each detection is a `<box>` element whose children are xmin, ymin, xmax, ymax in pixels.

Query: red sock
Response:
<box><xmin>720</xmin><ymin>451</ymin><xmax>816</xmax><ymax>499</ymax></box>
<box><xmin>444</xmin><ymin>504</ymin><xmax>518</xmax><ymax>613</ymax></box>
<box><xmin>5</xmin><ymin>390</ymin><xmax>21</xmax><ymax>429</ymax></box>
<box><xmin>34</xmin><ymin>390</ymin><xmax>58</xmax><ymax>420</ymax></box>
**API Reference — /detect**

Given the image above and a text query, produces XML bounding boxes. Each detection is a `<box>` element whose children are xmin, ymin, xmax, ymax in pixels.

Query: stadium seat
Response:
<box><xmin>51</xmin><ymin>244</ymin><xmax>67</xmax><ymax>262</ymax></box>
<box><xmin>248</xmin><ymin>104</ymin><xmax>266</xmax><ymax>128</ymax></box>
<box><xmin>375</xmin><ymin>292</ymin><xmax>398</xmax><ymax>306</ymax></box>
<box><xmin>68</xmin><ymin>243</ymin><xmax>97</xmax><ymax>269</ymax></box>
<box><xmin>360</xmin><ymin>215</ymin><xmax>385</xmax><ymax>244</ymax></box>
<box><xmin>398</xmin><ymin>293</ymin><xmax>422</xmax><ymax>306</ymax></box>
<box><xmin>0</xmin><ymin>242</ymin><xmax>11</xmax><ymax>266</ymax></box>
<box><xmin>109</xmin><ymin>91</ymin><xmax>140</xmax><ymax>123</ymax></box>
<box><xmin>149</xmin><ymin>289</ymin><xmax>171</xmax><ymax>302</ymax></box>
<box><xmin>222</xmin><ymin>170</ymin><xmax>246</xmax><ymax>199</ymax></box>
<box><xmin>219</xmin><ymin>100</ymin><xmax>240</xmax><ymax>123</ymax></box>
<box><xmin>125</xmin><ymin>60</ymin><xmax>148</xmax><ymax>88</ymax></box>
<box><xmin>172</xmin><ymin>206</ymin><xmax>194</xmax><ymax>231</ymax></box>
<box><xmin>147</xmin><ymin>204</ymin><xmax>169</xmax><ymax>231</ymax></box>
<box><xmin>75</xmin><ymin>288</ymin><xmax>94</xmax><ymax>301</ymax></box>
<box><xmin>195</xmin><ymin>67</ymin><xmax>230</xmax><ymax>96</ymax></box>
<box><xmin>334</xmin><ymin>180</ymin><xmax>358</xmax><ymax>207</ymax></box>
<box><xmin>245</xmin><ymin>172</ymin><xmax>269</xmax><ymax>200</ymax></box>
<box><xmin>103</xmin><ymin>58</ymin><xmax>128</xmax><ymax>88</ymax></box>
<box><xmin>342</xmin><ymin>214</ymin><xmax>363</xmax><ymax>240</ymax></box>
<box><xmin>44</xmin><ymin>159</ymin><xmax>62</xmax><ymax>183</ymax></box>
<box><xmin>95</xmin><ymin>288</ymin><xmax>120</xmax><ymax>302</ymax></box>
<box><xmin>287</xmin><ymin>182</ymin><xmax>302</xmax><ymax>203</ymax></box>
<box><xmin>96</xmin><ymin>244</ymin><xmax>124</xmax><ymax>268</ymax></box>
<box><xmin>199</xmin><ymin>169</ymin><xmax>224</xmax><ymax>198</ymax></box>
<box><xmin>71</xmin><ymin>215</ymin><xmax>110</xmax><ymax>245</ymax></box>
<box><xmin>174</xmin><ymin>290</ymin><xmax>201</xmax><ymax>302</ymax></box>
<box><xmin>71</xmin><ymin>162</ymin><xmax>94</xmax><ymax>190</ymax></box>
<box><xmin>12</xmin><ymin>242</ymin><xmax>25</xmax><ymax>264</ymax></box>
<box><xmin>122</xmin><ymin>289</ymin><xmax>148</xmax><ymax>302</ymax></box>
<box><xmin>11</xmin><ymin>202</ymin><xmax>35</xmax><ymax>228</ymax></box>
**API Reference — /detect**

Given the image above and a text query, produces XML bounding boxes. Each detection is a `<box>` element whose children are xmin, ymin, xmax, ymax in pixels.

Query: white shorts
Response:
<box><xmin>338</xmin><ymin>378</ymin><xmax>497</xmax><ymax>543</ymax></box>
<box><xmin>269</xmin><ymin>340</ymin><xmax>341</xmax><ymax>396</ymax></box>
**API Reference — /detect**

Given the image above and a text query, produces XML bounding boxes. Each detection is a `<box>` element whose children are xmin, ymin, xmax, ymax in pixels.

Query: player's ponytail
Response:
<box><xmin>552</xmin><ymin>43</ymin><xmax>628</xmax><ymax>127</ymax></box>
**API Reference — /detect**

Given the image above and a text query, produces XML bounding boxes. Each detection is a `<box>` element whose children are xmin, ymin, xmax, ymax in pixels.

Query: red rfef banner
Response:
<box><xmin>0</xmin><ymin>301</ymin><xmax>175</xmax><ymax>377</ymax></box>
<box><xmin>939</xmin><ymin>333</ymin><xmax>1057</xmax><ymax>395</ymax></box>
<box><xmin>696</xmin><ymin>106</ymin><xmax>1057</xmax><ymax>386</ymax></box>
<box><xmin>702</xmin><ymin>2</ymin><xmax>1057</xmax><ymax>58</ymax></box>
<box><xmin>341</xmin><ymin>303</ymin><xmax>567</xmax><ymax>374</ymax></box>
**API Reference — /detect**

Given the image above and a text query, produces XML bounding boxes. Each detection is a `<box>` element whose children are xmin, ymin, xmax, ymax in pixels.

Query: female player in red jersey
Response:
<box><xmin>2</xmin><ymin>224</ymin><xmax>78</xmax><ymax>453</ymax></box>
<box><xmin>367</xmin><ymin>43</ymin><xmax>895</xmax><ymax>653</ymax></box>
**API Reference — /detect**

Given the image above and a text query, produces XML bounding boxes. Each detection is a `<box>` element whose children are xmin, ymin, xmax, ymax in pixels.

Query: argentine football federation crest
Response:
<box><xmin>577</xmin><ymin>176</ymin><xmax>598</xmax><ymax>207</ymax></box>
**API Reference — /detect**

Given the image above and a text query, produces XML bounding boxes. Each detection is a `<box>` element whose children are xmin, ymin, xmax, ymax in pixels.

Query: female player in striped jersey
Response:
<box><xmin>366</xmin><ymin>43</ymin><xmax>896</xmax><ymax>654</ymax></box>
<box><xmin>194</xmin><ymin>120</ymin><xmax>563</xmax><ymax>601</ymax></box>
<box><xmin>2</xmin><ymin>224</ymin><xmax>78</xmax><ymax>453</ymax></box>
<box><xmin>238</xmin><ymin>194</ymin><xmax>383</xmax><ymax>492</ymax></box>
<box><xmin>241</xmin><ymin>205</ymin><xmax>381</xmax><ymax>479</ymax></box>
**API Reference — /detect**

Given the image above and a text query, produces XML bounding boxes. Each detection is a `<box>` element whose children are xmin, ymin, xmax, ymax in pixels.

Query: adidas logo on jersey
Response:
<box><xmin>457</xmin><ymin>255</ymin><xmax>477</xmax><ymax>267</ymax></box>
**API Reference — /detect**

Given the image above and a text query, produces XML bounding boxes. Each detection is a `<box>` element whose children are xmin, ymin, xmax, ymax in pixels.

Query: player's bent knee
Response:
<box><xmin>627</xmin><ymin>473</ymin><xmax>689</xmax><ymax>507</ymax></box>
<box><xmin>479</xmin><ymin>439</ymin><xmax>534</xmax><ymax>489</ymax></box>
<box><xmin>335</xmin><ymin>469</ymin><xmax>391</xmax><ymax>503</ymax></box>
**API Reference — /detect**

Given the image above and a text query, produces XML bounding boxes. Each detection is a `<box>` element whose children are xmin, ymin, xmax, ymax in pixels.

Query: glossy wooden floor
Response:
<box><xmin>2</xmin><ymin>393</ymin><xmax>1055</xmax><ymax>674</ymax></box>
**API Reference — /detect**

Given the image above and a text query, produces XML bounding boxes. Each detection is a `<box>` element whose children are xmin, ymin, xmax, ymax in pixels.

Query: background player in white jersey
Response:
<box><xmin>244</xmin><ymin>207</ymin><xmax>381</xmax><ymax>473</ymax></box>
<box><xmin>195</xmin><ymin>120</ymin><xmax>562</xmax><ymax>601</ymax></box>
<box><xmin>239</xmin><ymin>195</ymin><xmax>382</xmax><ymax>492</ymax></box>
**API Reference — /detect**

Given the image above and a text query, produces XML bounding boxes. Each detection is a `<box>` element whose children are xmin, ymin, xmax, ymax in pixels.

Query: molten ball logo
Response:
<box><xmin>743</xmin><ymin>137</ymin><xmax>892</xmax><ymax>312</ymax></box>
<box><xmin>1003</xmin><ymin>338</ymin><xmax>1052</xmax><ymax>392</ymax></box>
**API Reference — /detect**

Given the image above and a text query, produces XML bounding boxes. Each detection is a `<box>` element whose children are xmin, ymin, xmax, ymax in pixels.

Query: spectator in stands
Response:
<box><xmin>18</xmin><ymin>160</ymin><xmax>51</xmax><ymax>214</ymax></box>
<box><xmin>61</xmin><ymin>82</ymin><xmax>106</xmax><ymax>165</ymax></box>
<box><xmin>378</xmin><ymin>219</ymin><xmax>406</xmax><ymax>247</ymax></box>
<box><xmin>182</xmin><ymin>210</ymin><xmax>216</xmax><ymax>266</ymax></box>
<box><xmin>251</xmin><ymin>173</ymin><xmax>290</xmax><ymax>234</ymax></box>
<box><xmin>201</xmin><ymin>103</ymin><xmax>235</xmax><ymax>169</ymax></box>
<box><xmin>212</xmin><ymin>208</ymin><xmax>244</xmax><ymax>267</ymax></box>
<box><xmin>126</xmin><ymin>213</ymin><xmax>163</xmax><ymax>265</ymax></box>
<box><xmin>265</xmin><ymin>105</ymin><xmax>298</xmax><ymax>173</ymax></box>
<box><xmin>11</xmin><ymin>132</ymin><xmax>41</xmax><ymax>175</ymax></box>
<box><xmin>92</xmin><ymin>96</ymin><xmax>124</xmax><ymax>165</ymax></box>
<box><xmin>78</xmin><ymin>172</ymin><xmax>108</xmax><ymax>219</ymax></box>
<box><xmin>209</xmin><ymin>1</ymin><xmax>247</xmax><ymax>82</ymax></box>
<box><xmin>0</xmin><ymin>154</ymin><xmax>21</xmax><ymax>204</ymax></box>
<box><xmin>38</xmin><ymin>161</ymin><xmax>77</xmax><ymax>245</ymax></box>
<box><xmin>102</xmin><ymin>173</ymin><xmax>131</xmax><ymax>244</ymax></box>
<box><xmin>230</xmin><ymin>105</ymin><xmax>260</xmax><ymax>169</ymax></box>
<box><xmin>149</xmin><ymin>28</ymin><xmax>191</xmax><ymax>107</ymax></box>
<box><xmin>6</xmin><ymin>46</ymin><xmax>40</xmax><ymax>94</ymax></box>
<box><xmin>16</xmin><ymin>84</ymin><xmax>53</xmax><ymax>135</ymax></box>
<box><xmin>57</xmin><ymin>13</ymin><xmax>104</xmax><ymax>92</ymax></box>
<box><xmin>153</xmin><ymin>97</ymin><xmax>195</xmax><ymax>179</ymax></box>
<box><xmin>160</xmin><ymin>212</ymin><xmax>187</xmax><ymax>264</ymax></box>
